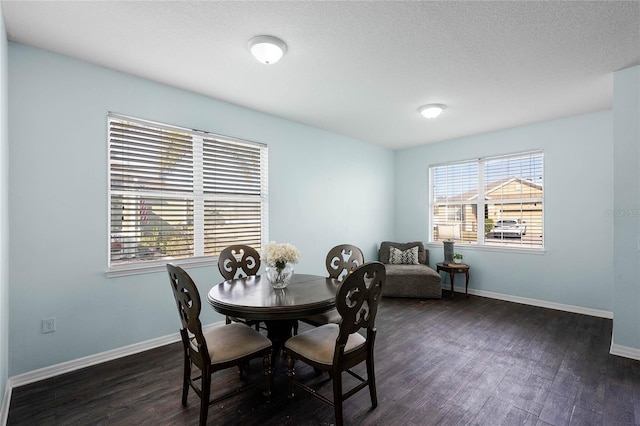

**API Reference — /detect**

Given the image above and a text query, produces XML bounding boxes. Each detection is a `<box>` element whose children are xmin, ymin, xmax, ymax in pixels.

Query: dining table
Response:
<box><xmin>207</xmin><ymin>273</ymin><xmax>340</xmax><ymax>368</ymax></box>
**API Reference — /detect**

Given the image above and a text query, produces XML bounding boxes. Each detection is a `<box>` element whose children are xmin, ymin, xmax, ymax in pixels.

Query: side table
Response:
<box><xmin>436</xmin><ymin>262</ymin><xmax>470</xmax><ymax>299</ymax></box>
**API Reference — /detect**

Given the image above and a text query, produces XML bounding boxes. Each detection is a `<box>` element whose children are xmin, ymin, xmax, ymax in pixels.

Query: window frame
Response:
<box><xmin>429</xmin><ymin>151</ymin><xmax>544</xmax><ymax>252</ymax></box>
<box><xmin>106</xmin><ymin>113</ymin><xmax>269</xmax><ymax>277</ymax></box>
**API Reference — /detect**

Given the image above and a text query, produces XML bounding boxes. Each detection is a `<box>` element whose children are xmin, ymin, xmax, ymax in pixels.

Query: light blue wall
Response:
<box><xmin>7</xmin><ymin>43</ymin><xmax>395</xmax><ymax>376</ymax></box>
<box><xmin>0</xmin><ymin>4</ymin><xmax>9</xmax><ymax>403</ymax></box>
<box><xmin>5</xmin><ymin>40</ymin><xmax>638</xmax><ymax>378</ymax></box>
<box><xmin>613</xmin><ymin>65</ymin><xmax>640</xmax><ymax>350</ymax></box>
<box><xmin>395</xmin><ymin>111</ymin><xmax>614</xmax><ymax>312</ymax></box>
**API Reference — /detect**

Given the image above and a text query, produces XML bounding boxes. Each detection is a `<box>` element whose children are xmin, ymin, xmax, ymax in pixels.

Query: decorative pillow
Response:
<box><xmin>379</xmin><ymin>241</ymin><xmax>427</xmax><ymax>264</ymax></box>
<box><xmin>389</xmin><ymin>246</ymin><xmax>420</xmax><ymax>265</ymax></box>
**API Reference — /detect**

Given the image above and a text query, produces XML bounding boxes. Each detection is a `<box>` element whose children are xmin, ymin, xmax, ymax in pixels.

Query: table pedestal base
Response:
<box><xmin>264</xmin><ymin>319</ymin><xmax>298</xmax><ymax>370</ymax></box>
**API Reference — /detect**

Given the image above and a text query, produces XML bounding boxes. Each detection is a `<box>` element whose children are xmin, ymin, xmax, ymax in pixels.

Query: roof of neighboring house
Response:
<box><xmin>435</xmin><ymin>177</ymin><xmax>543</xmax><ymax>203</ymax></box>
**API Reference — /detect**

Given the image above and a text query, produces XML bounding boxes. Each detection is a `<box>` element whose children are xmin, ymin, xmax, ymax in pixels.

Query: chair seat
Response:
<box><xmin>192</xmin><ymin>323</ymin><xmax>271</xmax><ymax>364</ymax></box>
<box><xmin>285</xmin><ymin>323</ymin><xmax>365</xmax><ymax>365</ymax></box>
<box><xmin>301</xmin><ymin>308</ymin><xmax>341</xmax><ymax>326</ymax></box>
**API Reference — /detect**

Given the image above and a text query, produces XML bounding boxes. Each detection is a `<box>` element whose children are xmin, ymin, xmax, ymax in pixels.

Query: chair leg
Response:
<box><xmin>262</xmin><ymin>349</ymin><xmax>272</xmax><ymax>398</ymax></box>
<box><xmin>181</xmin><ymin>354</ymin><xmax>190</xmax><ymax>406</ymax></box>
<box><xmin>199</xmin><ymin>370</ymin><xmax>211</xmax><ymax>426</ymax></box>
<box><xmin>238</xmin><ymin>363</ymin><xmax>246</xmax><ymax>379</ymax></box>
<box><xmin>293</xmin><ymin>320</ymin><xmax>299</xmax><ymax>336</ymax></box>
<box><xmin>286</xmin><ymin>354</ymin><xmax>295</xmax><ymax>399</ymax></box>
<box><xmin>333</xmin><ymin>370</ymin><xmax>344</xmax><ymax>426</ymax></box>
<box><xmin>366</xmin><ymin>353</ymin><xmax>378</xmax><ymax>408</ymax></box>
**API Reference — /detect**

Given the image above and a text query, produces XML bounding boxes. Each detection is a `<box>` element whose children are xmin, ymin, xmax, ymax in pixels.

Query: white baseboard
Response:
<box><xmin>7</xmin><ymin>321</ymin><xmax>226</xmax><ymax>388</ymax></box>
<box><xmin>610</xmin><ymin>343</ymin><xmax>640</xmax><ymax>361</ymax></box>
<box><xmin>6</xmin><ymin>321</ymin><xmax>218</xmax><ymax>391</ymax></box>
<box><xmin>0</xmin><ymin>332</ymin><xmax>180</xmax><ymax>426</ymax></box>
<box><xmin>0</xmin><ymin>327</ymin><xmax>186</xmax><ymax>426</ymax></box>
<box><xmin>12</xmin><ymin>288</ymin><xmax>613</xmax><ymax>389</ymax></box>
<box><xmin>0</xmin><ymin>322</ymin><xmax>226</xmax><ymax>425</ymax></box>
<box><xmin>446</xmin><ymin>284</ymin><xmax>614</xmax><ymax>319</ymax></box>
<box><xmin>9</xmin><ymin>333</ymin><xmax>181</xmax><ymax>389</ymax></box>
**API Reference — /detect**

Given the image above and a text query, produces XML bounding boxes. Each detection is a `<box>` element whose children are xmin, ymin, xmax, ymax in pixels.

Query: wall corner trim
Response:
<box><xmin>0</xmin><ymin>380</ymin><xmax>11</xmax><ymax>426</ymax></box>
<box><xmin>610</xmin><ymin>342</ymin><xmax>640</xmax><ymax>361</ymax></box>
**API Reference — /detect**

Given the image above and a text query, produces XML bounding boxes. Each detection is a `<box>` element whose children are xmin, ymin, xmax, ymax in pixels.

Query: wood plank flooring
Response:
<box><xmin>7</xmin><ymin>291</ymin><xmax>640</xmax><ymax>425</ymax></box>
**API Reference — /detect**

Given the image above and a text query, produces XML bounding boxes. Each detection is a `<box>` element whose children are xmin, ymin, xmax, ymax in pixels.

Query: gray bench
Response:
<box><xmin>378</xmin><ymin>241</ymin><xmax>442</xmax><ymax>299</ymax></box>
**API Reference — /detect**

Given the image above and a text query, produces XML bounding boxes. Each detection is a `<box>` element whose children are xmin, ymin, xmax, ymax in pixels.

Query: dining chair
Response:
<box><xmin>284</xmin><ymin>261</ymin><xmax>385</xmax><ymax>426</ymax></box>
<box><xmin>167</xmin><ymin>263</ymin><xmax>272</xmax><ymax>426</ymax></box>
<box><xmin>299</xmin><ymin>244</ymin><xmax>364</xmax><ymax>328</ymax></box>
<box><xmin>217</xmin><ymin>244</ymin><xmax>264</xmax><ymax>330</ymax></box>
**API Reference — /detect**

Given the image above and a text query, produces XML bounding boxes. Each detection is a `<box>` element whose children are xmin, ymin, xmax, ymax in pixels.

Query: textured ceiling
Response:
<box><xmin>2</xmin><ymin>1</ymin><xmax>639</xmax><ymax>149</ymax></box>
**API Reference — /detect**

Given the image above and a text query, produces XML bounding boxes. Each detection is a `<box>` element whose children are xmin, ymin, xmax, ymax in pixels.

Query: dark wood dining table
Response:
<box><xmin>207</xmin><ymin>273</ymin><xmax>340</xmax><ymax>367</ymax></box>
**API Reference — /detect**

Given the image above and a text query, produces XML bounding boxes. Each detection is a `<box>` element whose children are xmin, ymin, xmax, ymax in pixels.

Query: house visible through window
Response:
<box><xmin>108</xmin><ymin>113</ymin><xmax>268</xmax><ymax>274</ymax></box>
<box><xmin>430</xmin><ymin>151</ymin><xmax>543</xmax><ymax>248</ymax></box>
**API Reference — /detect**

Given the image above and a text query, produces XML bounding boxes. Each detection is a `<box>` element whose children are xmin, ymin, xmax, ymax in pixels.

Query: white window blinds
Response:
<box><xmin>108</xmin><ymin>113</ymin><xmax>268</xmax><ymax>273</ymax></box>
<box><xmin>483</xmin><ymin>153</ymin><xmax>543</xmax><ymax>247</ymax></box>
<box><xmin>430</xmin><ymin>151</ymin><xmax>543</xmax><ymax>248</ymax></box>
<box><xmin>431</xmin><ymin>161</ymin><xmax>479</xmax><ymax>243</ymax></box>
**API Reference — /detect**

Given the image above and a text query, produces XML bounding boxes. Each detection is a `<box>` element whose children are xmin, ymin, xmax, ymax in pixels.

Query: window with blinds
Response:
<box><xmin>108</xmin><ymin>113</ymin><xmax>268</xmax><ymax>273</ymax></box>
<box><xmin>430</xmin><ymin>151</ymin><xmax>543</xmax><ymax>248</ymax></box>
<box><xmin>431</xmin><ymin>161</ymin><xmax>479</xmax><ymax>244</ymax></box>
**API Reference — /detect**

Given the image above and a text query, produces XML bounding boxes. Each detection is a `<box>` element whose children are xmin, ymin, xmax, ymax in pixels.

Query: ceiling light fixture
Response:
<box><xmin>418</xmin><ymin>104</ymin><xmax>446</xmax><ymax>119</ymax></box>
<box><xmin>248</xmin><ymin>35</ymin><xmax>287</xmax><ymax>65</ymax></box>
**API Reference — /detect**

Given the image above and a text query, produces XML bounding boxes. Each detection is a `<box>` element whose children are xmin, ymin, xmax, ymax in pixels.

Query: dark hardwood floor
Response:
<box><xmin>7</xmin><ymin>291</ymin><xmax>640</xmax><ymax>425</ymax></box>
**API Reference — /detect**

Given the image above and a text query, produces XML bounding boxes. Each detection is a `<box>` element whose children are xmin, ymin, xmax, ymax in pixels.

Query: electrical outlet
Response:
<box><xmin>42</xmin><ymin>317</ymin><xmax>56</xmax><ymax>334</ymax></box>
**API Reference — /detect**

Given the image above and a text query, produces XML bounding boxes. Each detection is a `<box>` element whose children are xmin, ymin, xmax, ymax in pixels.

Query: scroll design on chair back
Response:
<box><xmin>218</xmin><ymin>245</ymin><xmax>261</xmax><ymax>279</ymax></box>
<box><xmin>298</xmin><ymin>244</ymin><xmax>365</xmax><ymax>330</ymax></box>
<box><xmin>325</xmin><ymin>244</ymin><xmax>364</xmax><ymax>282</ymax></box>
<box><xmin>217</xmin><ymin>245</ymin><xmax>265</xmax><ymax>330</ymax></box>
<box><xmin>167</xmin><ymin>263</ymin><xmax>208</xmax><ymax>368</ymax></box>
<box><xmin>336</xmin><ymin>261</ymin><xmax>385</xmax><ymax>339</ymax></box>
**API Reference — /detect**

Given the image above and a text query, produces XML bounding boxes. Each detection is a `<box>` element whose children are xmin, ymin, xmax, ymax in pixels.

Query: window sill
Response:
<box><xmin>106</xmin><ymin>256</ymin><xmax>217</xmax><ymax>278</ymax></box>
<box><xmin>427</xmin><ymin>241</ymin><xmax>546</xmax><ymax>255</ymax></box>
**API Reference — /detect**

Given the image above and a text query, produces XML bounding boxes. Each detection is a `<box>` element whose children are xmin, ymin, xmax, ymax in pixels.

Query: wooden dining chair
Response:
<box><xmin>217</xmin><ymin>244</ymin><xmax>264</xmax><ymax>330</ymax></box>
<box><xmin>167</xmin><ymin>263</ymin><xmax>272</xmax><ymax>426</ymax></box>
<box><xmin>299</xmin><ymin>244</ymin><xmax>364</xmax><ymax>328</ymax></box>
<box><xmin>284</xmin><ymin>261</ymin><xmax>385</xmax><ymax>426</ymax></box>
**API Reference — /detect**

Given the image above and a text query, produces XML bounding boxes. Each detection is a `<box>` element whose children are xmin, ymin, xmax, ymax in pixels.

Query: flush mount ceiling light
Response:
<box><xmin>418</xmin><ymin>104</ymin><xmax>446</xmax><ymax>119</ymax></box>
<box><xmin>248</xmin><ymin>35</ymin><xmax>287</xmax><ymax>65</ymax></box>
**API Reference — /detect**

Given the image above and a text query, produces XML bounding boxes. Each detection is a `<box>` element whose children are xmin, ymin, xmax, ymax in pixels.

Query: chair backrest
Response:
<box><xmin>167</xmin><ymin>263</ymin><xmax>209</xmax><ymax>366</ymax></box>
<box><xmin>325</xmin><ymin>244</ymin><xmax>364</xmax><ymax>282</ymax></box>
<box><xmin>218</xmin><ymin>245</ymin><xmax>261</xmax><ymax>280</ymax></box>
<box><xmin>335</xmin><ymin>261</ymin><xmax>385</xmax><ymax>344</ymax></box>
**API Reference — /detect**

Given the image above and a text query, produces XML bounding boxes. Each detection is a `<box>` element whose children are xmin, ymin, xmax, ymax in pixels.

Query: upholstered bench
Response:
<box><xmin>378</xmin><ymin>241</ymin><xmax>442</xmax><ymax>299</ymax></box>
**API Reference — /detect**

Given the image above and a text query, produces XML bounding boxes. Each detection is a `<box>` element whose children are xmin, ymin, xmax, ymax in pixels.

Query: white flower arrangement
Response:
<box><xmin>262</xmin><ymin>241</ymin><xmax>300</xmax><ymax>270</ymax></box>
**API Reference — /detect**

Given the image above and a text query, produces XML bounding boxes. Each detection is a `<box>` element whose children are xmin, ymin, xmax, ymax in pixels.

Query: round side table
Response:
<box><xmin>436</xmin><ymin>262</ymin><xmax>470</xmax><ymax>298</ymax></box>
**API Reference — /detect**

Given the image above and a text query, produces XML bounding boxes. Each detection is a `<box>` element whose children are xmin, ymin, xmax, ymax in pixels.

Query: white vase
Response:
<box><xmin>266</xmin><ymin>263</ymin><xmax>294</xmax><ymax>289</ymax></box>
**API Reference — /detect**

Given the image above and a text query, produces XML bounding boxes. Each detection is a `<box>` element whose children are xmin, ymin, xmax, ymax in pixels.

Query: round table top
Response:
<box><xmin>207</xmin><ymin>273</ymin><xmax>340</xmax><ymax>321</ymax></box>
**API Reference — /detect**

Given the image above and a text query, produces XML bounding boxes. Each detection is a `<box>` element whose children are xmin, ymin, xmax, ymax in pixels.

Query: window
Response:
<box><xmin>430</xmin><ymin>151</ymin><xmax>543</xmax><ymax>248</ymax></box>
<box><xmin>108</xmin><ymin>113</ymin><xmax>268</xmax><ymax>274</ymax></box>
